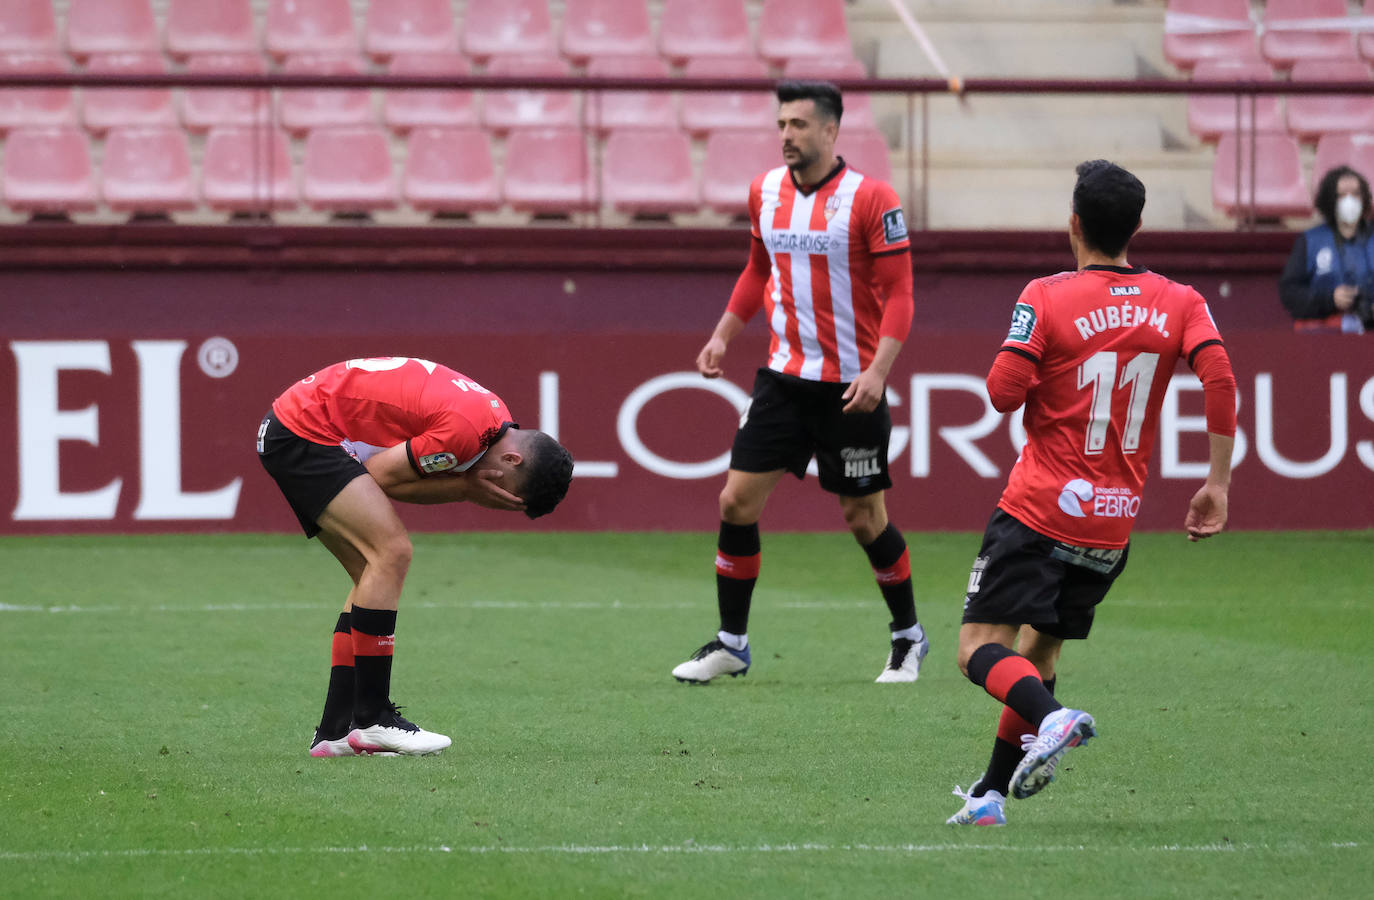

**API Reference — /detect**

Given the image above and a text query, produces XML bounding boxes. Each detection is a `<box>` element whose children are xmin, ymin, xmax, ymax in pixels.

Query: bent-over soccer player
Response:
<box><xmin>257</xmin><ymin>357</ymin><xmax>573</xmax><ymax>757</ymax></box>
<box><xmin>948</xmin><ymin>161</ymin><xmax>1237</xmax><ymax>825</ymax></box>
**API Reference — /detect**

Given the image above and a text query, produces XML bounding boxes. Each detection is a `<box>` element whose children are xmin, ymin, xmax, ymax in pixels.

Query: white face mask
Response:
<box><xmin>1337</xmin><ymin>194</ymin><xmax>1363</xmax><ymax>226</ymax></box>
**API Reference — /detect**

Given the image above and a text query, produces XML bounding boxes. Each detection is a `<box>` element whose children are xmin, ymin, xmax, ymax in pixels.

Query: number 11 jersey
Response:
<box><xmin>994</xmin><ymin>265</ymin><xmax>1225</xmax><ymax>548</ymax></box>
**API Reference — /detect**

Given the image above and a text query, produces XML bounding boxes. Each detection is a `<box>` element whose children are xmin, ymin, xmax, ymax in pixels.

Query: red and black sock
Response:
<box><xmin>966</xmin><ymin>643</ymin><xmax>1062</xmax><ymax>729</ymax></box>
<box><xmin>862</xmin><ymin>523</ymin><xmax>917</xmax><ymax>631</ymax></box>
<box><xmin>715</xmin><ymin>521</ymin><xmax>760</xmax><ymax>636</ymax></box>
<box><xmin>316</xmin><ymin>611</ymin><xmax>355</xmax><ymax>739</ymax></box>
<box><xmin>350</xmin><ymin>605</ymin><xmax>397</xmax><ymax>727</ymax></box>
<box><xmin>976</xmin><ymin>675</ymin><xmax>1058</xmax><ymax>798</ymax></box>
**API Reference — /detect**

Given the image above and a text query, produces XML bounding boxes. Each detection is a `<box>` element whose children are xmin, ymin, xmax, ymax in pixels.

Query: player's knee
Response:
<box><xmin>718</xmin><ymin>487</ymin><xmax>759</xmax><ymax>523</ymax></box>
<box><xmin>841</xmin><ymin>503</ymin><xmax>884</xmax><ymax>543</ymax></box>
<box><xmin>374</xmin><ymin>532</ymin><xmax>413</xmax><ymax>576</ymax></box>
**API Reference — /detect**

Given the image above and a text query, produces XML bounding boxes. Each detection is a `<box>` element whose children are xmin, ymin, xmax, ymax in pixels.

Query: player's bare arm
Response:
<box><xmin>842</xmin><ymin>336</ymin><xmax>902</xmax><ymax>414</ymax></box>
<box><xmin>697</xmin><ymin>311</ymin><xmax>747</xmax><ymax>378</ymax></box>
<box><xmin>362</xmin><ymin>444</ymin><xmax>525</xmax><ymax>511</ymax></box>
<box><xmin>1185</xmin><ymin>433</ymin><xmax>1232</xmax><ymax>542</ymax></box>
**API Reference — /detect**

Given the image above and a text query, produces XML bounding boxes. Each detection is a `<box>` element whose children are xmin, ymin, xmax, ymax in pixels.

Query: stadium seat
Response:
<box><xmin>201</xmin><ymin>126</ymin><xmax>298</xmax><ymax>213</ymax></box>
<box><xmin>461</xmin><ymin>0</ymin><xmax>555</xmax><ymax>62</ymax></box>
<box><xmin>180</xmin><ymin>53</ymin><xmax>270</xmax><ymax>131</ymax></box>
<box><xmin>364</xmin><ymin>0</ymin><xmax>458</xmax><ymax>60</ymax></box>
<box><xmin>702</xmin><ymin>130</ymin><xmax>781</xmax><ymax>215</ymax></box>
<box><xmin>1261</xmin><ymin>0</ymin><xmax>1356</xmax><ymax>70</ymax></box>
<box><xmin>756</xmin><ymin>0</ymin><xmax>852</xmax><ymax>66</ymax></box>
<box><xmin>1186</xmin><ymin>59</ymin><xmax>1285</xmax><ymax>143</ymax></box>
<box><xmin>502</xmin><ymin>126</ymin><xmax>596</xmax><ymax>214</ymax></box>
<box><xmin>101</xmin><ymin>125</ymin><xmax>197</xmax><ymax>213</ymax></box>
<box><xmin>265</xmin><ymin>0</ymin><xmax>357</xmax><ymax>58</ymax></box>
<box><xmin>1313</xmin><ymin>132</ymin><xmax>1374</xmax><ymax>185</ymax></box>
<box><xmin>165</xmin><ymin>0</ymin><xmax>258</xmax><ymax>58</ymax></box>
<box><xmin>1362</xmin><ymin>0</ymin><xmax>1374</xmax><ymax>63</ymax></box>
<box><xmin>679</xmin><ymin>56</ymin><xmax>774</xmax><ymax>136</ymax></box>
<box><xmin>302</xmin><ymin>125</ymin><xmax>398</xmax><ymax>212</ymax></box>
<box><xmin>482</xmin><ymin>54</ymin><xmax>579</xmax><ymax>133</ymax></box>
<box><xmin>837</xmin><ymin>128</ymin><xmax>893</xmax><ymax>184</ymax></box>
<box><xmin>659</xmin><ymin>0</ymin><xmax>751</xmax><ymax>64</ymax></box>
<box><xmin>383</xmin><ymin>53</ymin><xmax>478</xmax><ymax>132</ymax></box>
<box><xmin>0</xmin><ymin>53</ymin><xmax>76</xmax><ymax>131</ymax></box>
<box><xmin>1</xmin><ymin>126</ymin><xmax>97</xmax><ymax>212</ymax></box>
<box><xmin>1211</xmin><ymin>132</ymin><xmax>1311</xmax><ymax>219</ymax></box>
<box><xmin>81</xmin><ymin>53</ymin><xmax>177</xmax><ymax>134</ymax></box>
<box><xmin>0</xmin><ymin>0</ymin><xmax>59</xmax><ymax>54</ymax></box>
<box><xmin>66</xmin><ymin>0</ymin><xmax>159</xmax><ymax>58</ymax></box>
<box><xmin>783</xmin><ymin>57</ymin><xmax>875</xmax><ymax>130</ymax></box>
<box><xmin>1161</xmin><ymin>0</ymin><xmax>1258</xmax><ymax>72</ymax></box>
<box><xmin>279</xmin><ymin>54</ymin><xmax>375</xmax><ymax>133</ymax></box>
<box><xmin>602</xmin><ymin>128</ymin><xmax>698</xmax><ymax>216</ymax></box>
<box><xmin>585</xmin><ymin>55</ymin><xmax>675</xmax><ymax>133</ymax></box>
<box><xmin>1287</xmin><ymin>59</ymin><xmax>1374</xmax><ymax>143</ymax></box>
<box><xmin>561</xmin><ymin>0</ymin><xmax>654</xmax><ymax>64</ymax></box>
<box><xmin>402</xmin><ymin>125</ymin><xmax>501</xmax><ymax>213</ymax></box>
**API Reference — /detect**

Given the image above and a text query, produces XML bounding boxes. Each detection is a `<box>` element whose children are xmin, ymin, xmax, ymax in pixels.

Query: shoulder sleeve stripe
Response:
<box><xmin>405</xmin><ymin>439</ymin><xmax>425</xmax><ymax>478</ymax></box>
<box><xmin>999</xmin><ymin>345</ymin><xmax>1040</xmax><ymax>364</ymax></box>
<box><xmin>1187</xmin><ymin>338</ymin><xmax>1224</xmax><ymax>368</ymax></box>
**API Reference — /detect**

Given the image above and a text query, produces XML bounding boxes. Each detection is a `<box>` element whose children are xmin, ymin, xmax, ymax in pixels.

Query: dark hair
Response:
<box><xmin>1313</xmin><ymin>165</ymin><xmax>1371</xmax><ymax>230</ymax></box>
<box><xmin>517</xmin><ymin>430</ymin><xmax>574</xmax><ymax>519</ymax></box>
<box><xmin>1072</xmin><ymin>159</ymin><xmax>1146</xmax><ymax>258</ymax></box>
<box><xmin>776</xmin><ymin>80</ymin><xmax>843</xmax><ymax>123</ymax></box>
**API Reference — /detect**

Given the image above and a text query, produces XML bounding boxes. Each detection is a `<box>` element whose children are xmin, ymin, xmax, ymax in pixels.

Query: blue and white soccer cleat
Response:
<box><xmin>1010</xmin><ymin>707</ymin><xmax>1096</xmax><ymax>799</ymax></box>
<box><xmin>946</xmin><ymin>777</ymin><xmax>1007</xmax><ymax>826</ymax></box>
<box><xmin>875</xmin><ymin>626</ymin><xmax>930</xmax><ymax>683</ymax></box>
<box><xmin>671</xmin><ymin>639</ymin><xmax>750</xmax><ymax>683</ymax></box>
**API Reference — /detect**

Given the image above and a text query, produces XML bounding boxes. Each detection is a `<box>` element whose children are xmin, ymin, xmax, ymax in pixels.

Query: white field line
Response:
<box><xmin>0</xmin><ymin>841</ymin><xmax>1360</xmax><ymax>863</ymax></box>
<box><xmin>0</xmin><ymin>600</ymin><xmax>869</xmax><ymax>614</ymax></box>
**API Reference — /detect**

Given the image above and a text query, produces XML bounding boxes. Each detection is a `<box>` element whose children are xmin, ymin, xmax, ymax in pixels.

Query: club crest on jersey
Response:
<box><xmin>1315</xmin><ymin>246</ymin><xmax>1334</xmax><ymax>274</ymax></box>
<box><xmin>882</xmin><ymin>208</ymin><xmax>908</xmax><ymax>244</ymax></box>
<box><xmin>1006</xmin><ymin>302</ymin><xmax>1036</xmax><ymax>343</ymax></box>
<box><xmin>824</xmin><ymin>193</ymin><xmax>842</xmax><ymax>221</ymax></box>
<box><xmin>418</xmin><ymin>451</ymin><xmax>458</xmax><ymax>474</ymax></box>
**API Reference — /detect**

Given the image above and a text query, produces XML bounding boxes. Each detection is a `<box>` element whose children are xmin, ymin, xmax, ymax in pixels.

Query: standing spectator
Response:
<box><xmin>1279</xmin><ymin>165</ymin><xmax>1374</xmax><ymax>333</ymax></box>
<box><xmin>670</xmin><ymin>81</ymin><xmax>927</xmax><ymax>685</ymax></box>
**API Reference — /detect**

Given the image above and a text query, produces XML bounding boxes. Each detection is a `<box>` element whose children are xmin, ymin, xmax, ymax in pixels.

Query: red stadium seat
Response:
<box><xmin>0</xmin><ymin>53</ymin><xmax>76</xmax><ymax>131</ymax></box>
<box><xmin>165</xmin><ymin>0</ymin><xmax>258</xmax><ymax>58</ymax></box>
<box><xmin>585</xmin><ymin>55</ymin><xmax>675</xmax><ymax>133</ymax></box>
<box><xmin>82</xmin><ymin>53</ymin><xmax>177</xmax><ymax>133</ymax></box>
<box><xmin>1162</xmin><ymin>0</ymin><xmax>1258</xmax><ymax>72</ymax></box>
<box><xmin>302</xmin><ymin>125</ymin><xmax>398</xmax><ymax>212</ymax></box>
<box><xmin>383</xmin><ymin>53</ymin><xmax>478</xmax><ymax>132</ymax></box>
<box><xmin>1362</xmin><ymin>0</ymin><xmax>1374</xmax><ymax>64</ymax></box>
<box><xmin>1313</xmin><ymin>132</ymin><xmax>1374</xmax><ymax>185</ymax></box>
<box><xmin>837</xmin><ymin>128</ymin><xmax>892</xmax><ymax>185</ymax></box>
<box><xmin>402</xmin><ymin>125</ymin><xmax>501</xmax><ymax>213</ymax></box>
<box><xmin>2</xmin><ymin>126</ymin><xmax>97</xmax><ymax>212</ymax></box>
<box><xmin>757</xmin><ymin>0</ymin><xmax>852</xmax><ymax>66</ymax></box>
<box><xmin>679</xmin><ymin>56</ymin><xmax>774</xmax><ymax>136</ymax></box>
<box><xmin>66</xmin><ymin>0</ymin><xmax>159</xmax><ymax>58</ymax></box>
<box><xmin>702</xmin><ymin>130</ymin><xmax>780</xmax><ymax>215</ymax></box>
<box><xmin>265</xmin><ymin>0</ymin><xmax>356</xmax><ymax>58</ymax></box>
<box><xmin>1261</xmin><ymin>0</ymin><xmax>1356</xmax><ymax>70</ymax></box>
<box><xmin>461</xmin><ymin>0</ymin><xmax>554</xmax><ymax>62</ymax></box>
<box><xmin>279</xmin><ymin>54</ymin><xmax>375</xmax><ymax>133</ymax></box>
<box><xmin>1287</xmin><ymin>59</ymin><xmax>1374</xmax><ymax>143</ymax></box>
<box><xmin>365</xmin><ymin>0</ymin><xmax>458</xmax><ymax>60</ymax></box>
<box><xmin>1212</xmin><ymin>131</ymin><xmax>1312</xmax><ymax>218</ymax></box>
<box><xmin>659</xmin><ymin>0</ymin><xmax>751</xmax><ymax>64</ymax></box>
<box><xmin>502</xmin><ymin>126</ymin><xmax>596</xmax><ymax>214</ymax></box>
<box><xmin>201</xmin><ymin>126</ymin><xmax>298</xmax><ymax>212</ymax></box>
<box><xmin>561</xmin><ymin>0</ymin><xmax>654</xmax><ymax>64</ymax></box>
<box><xmin>102</xmin><ymin>125</ymin><xmax>197</xmax><ymax>213</ymax></box>
<box><xmin>180</xmin><ymin>53</ymin><xmax>270</xmax><ymax>131</ymax></box>
<box><xmin>783</xmin><ymin>57</ymin><xmax>875</xmax><ymax>130</ymax></box>
<box><xmin>602</xmin><ymin>128</ymin><xmax>698</xmax><ymax>216</ymax></box>
<box><xmin>482</xmin><ymin>54</ymin><xmax>578</xmax><ymax>133</ymax></box>
<box><xmin>1186</xmin><ymin>59</ymin><xmax>1284</xmax><ymax>143</ymax></box>
<box><xmin>0</xmin><ymin>0</ymin><xmax>59</xmax><ymax>54</ymax></box>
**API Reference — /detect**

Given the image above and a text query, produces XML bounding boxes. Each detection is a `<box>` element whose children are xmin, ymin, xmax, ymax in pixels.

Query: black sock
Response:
<box><xmin>350</xmin><ymin>605</ymin><xmax>397</xmax><ymax>727</ymax></box>
<box><xmin>715</xmin><ymin>521</ymin><xmax>760</xmax><ymax>636</ymax></box>
<box><xmin>861</xmin><ymin>523</ymin><xmax>917</xmax><ymax>631</ymax></box>
<box><xmin>317</xmin><ymin>611</ymin><xmax>354</xmax><ymax>738</ymax></box>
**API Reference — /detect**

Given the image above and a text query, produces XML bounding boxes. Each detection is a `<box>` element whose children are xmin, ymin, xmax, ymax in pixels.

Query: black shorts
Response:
<box><xmin>960</xmin><ymin>508</ymin><xmax>1129</xmax><ymax>640</ymax></box>
<box><xmin>730</xmin><ymin>368</ymin><xmax>892</xmax><ymax>497</ymax></box>
<box><xmin>256</xmin><ymin>412</ymin><xmax>367</xmax><ymax>538</ymax></box>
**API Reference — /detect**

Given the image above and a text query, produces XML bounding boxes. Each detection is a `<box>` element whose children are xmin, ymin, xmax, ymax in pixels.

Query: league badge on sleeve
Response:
<box><xmin>418</xmin><ymin>452</ymin><xmax>458</xmax><ymax>474</ymax></box>
<box><xmin>882</xmin><ymin>208</ymin><xmax>908</xmax><ymax>244</ymax></box>
<box><xmin>1006</xmin><ymin>302</ymin><xmax>1037</xmax><ymax>343</ymax></box>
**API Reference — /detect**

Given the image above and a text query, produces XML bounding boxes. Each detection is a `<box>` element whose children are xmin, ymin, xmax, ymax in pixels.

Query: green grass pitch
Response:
<box><xmin>1</xmin><ymin>530</ymin><xmax>1370</xmax><ymax>898</ymax></box>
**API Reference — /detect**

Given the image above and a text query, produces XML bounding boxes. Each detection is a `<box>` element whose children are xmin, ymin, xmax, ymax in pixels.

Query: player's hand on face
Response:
<box><xmin>841</xmin><ymin>369</ymin><xmax>884</xmax><ymax>414</ymax></box>
<box><xmin>465</xmin><ymin>468</ymin><xmax>526</xmax><ymax>512</ymax></box>
<box><xmin>1184</xmin><ymin>483</ymin><xmax>1228</xmax><ymax>542</ymax></box>
<box><xmin>696</xmin><ymin>337</ymin><xmax>727</xmax><ymax>378</ymax></box>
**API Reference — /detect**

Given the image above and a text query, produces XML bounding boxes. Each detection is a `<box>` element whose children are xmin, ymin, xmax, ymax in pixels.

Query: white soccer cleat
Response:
<box><xmin>671</xmin><ymin>639</ymin><xmax>751</xmax><ymax>683</ymax></box>
<box><xmin>875</xmin><ymin>628</ymin><xmax>930</xmax><ymax>683</ymax></box>
<box><xmin>946</xmin><ymin>777</ymin><xmax>1007</xmax><ymax>826</ymax></box>
<box><xmin>346</xmin><ymin>704</ymin><xmax>451</xmax><ymax>756</ymax></box>
<box><xmin>309</xmin><ymin>733</ymin><xmax>358</xmax><ymax>758</ymax></box>
<box><xmin>1010</xmin><ymin>707</ymin><xmax>1096</xmax><ymax>799</ymax></box>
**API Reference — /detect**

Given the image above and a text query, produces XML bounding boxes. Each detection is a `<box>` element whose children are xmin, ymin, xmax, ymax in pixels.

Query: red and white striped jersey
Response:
<box><xmin>749</xmin><ymin>161</ymin><xmax>911</xmax><ymax>382</ymax></box>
